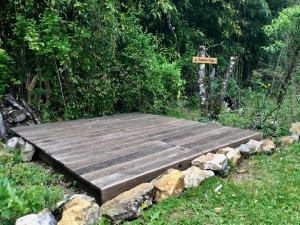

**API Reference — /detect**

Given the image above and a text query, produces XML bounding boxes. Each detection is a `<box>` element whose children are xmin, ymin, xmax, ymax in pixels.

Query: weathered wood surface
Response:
<box><xmin>12</xmin><ymin>113</ymin><xmax>261</xmax><ymax>204</ymax></box>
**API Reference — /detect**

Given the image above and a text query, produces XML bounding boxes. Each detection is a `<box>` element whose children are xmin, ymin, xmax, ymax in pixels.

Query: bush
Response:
<box><xmin>0</xmin><ymin>150</ymin><xmax>64</xmax><ymax>225</ymax></box>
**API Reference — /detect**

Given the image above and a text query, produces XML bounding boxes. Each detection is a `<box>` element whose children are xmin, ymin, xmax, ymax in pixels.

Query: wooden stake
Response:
<box><xmin>0</xmin><ymin>112</ymin><xmax>8</xmax><ymax>142</ymax></box>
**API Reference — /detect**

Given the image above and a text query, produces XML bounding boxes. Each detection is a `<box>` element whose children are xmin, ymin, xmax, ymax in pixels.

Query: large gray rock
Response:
<box><xmin>192</xmin><ymin>153</ymin><xmax>228</xmax><ymax>171</ymax></box>
<box><xmin>58</xmin><ymin>194</ymin><xmax>100</xmax><ymax>225</ymax></box>
<box><xmin>16</xmin><ymin>209</ymin><xmax>57</xmax><ymax>225</ymax></box>
<box><xmin>6</xmin><ymin>137</ymin><xmax>25</xmax><ymax>150</ymax></box>
<box><xmin>183</xmin><ymin>166</ymin><xmax>214</xmax><ymax>188</ymax></box>
<box><xmin>238</xmin><ymin>139</ymin><xmax>262</xmax><ymax>155</ymax></box>
<box><xmin>100</xmin><ymin>183</ymin><xmax>154</xmax><ymax>223</ymax></box>
<box><xmin>21</xmin><ymin>142</ymin><xmax>36</xmax><ymax>161</ymax></box>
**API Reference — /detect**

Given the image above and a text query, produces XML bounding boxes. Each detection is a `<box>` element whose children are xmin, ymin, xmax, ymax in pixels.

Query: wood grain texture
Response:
<box><xmin>12</xmin><ymin>113</ymin><xmax>262</xmax><ymax>204</ymax></box>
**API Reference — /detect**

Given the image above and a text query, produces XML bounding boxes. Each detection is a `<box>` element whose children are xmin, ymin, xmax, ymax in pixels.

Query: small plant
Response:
<box><xmin>0</xmin><ymin>151</ymin><xmax>64</xmax><ymax>225</ymax></box>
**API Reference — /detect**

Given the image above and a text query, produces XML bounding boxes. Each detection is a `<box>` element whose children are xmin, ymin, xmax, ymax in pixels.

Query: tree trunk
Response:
<box><xmin>220</xmin><ymin>56</ymin><xmax>237</xmax><ymax>102</ymax></box>
<box><xmin>208</xmin><ymin>67</ymin><xmax>216</xmax><ymax>115</ymax></box>
<box><xmin>198</xmin><ymin>46</ymin><xmax>208</xmax><ymax>116</ymax></box>
<box><xmin>290</xmin><ymin>50</ymin><xmax>300</xmax><ymax>122</ymax></box>
<box><xmin>276</xmin><ymin>48</ymin><xmax>300</xmax><ymax>105</ymax></box>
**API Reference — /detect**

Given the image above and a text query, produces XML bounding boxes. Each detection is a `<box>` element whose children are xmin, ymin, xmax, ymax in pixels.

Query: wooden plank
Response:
<box><xmin>53</xmin><ymin>123</ymin><xmax>217</xmax><ymax>161</ymax></box>
<box><xmin>11</xmin><ymin>113</ymin><xmax>262</xmax><ymax>204</ymax></box>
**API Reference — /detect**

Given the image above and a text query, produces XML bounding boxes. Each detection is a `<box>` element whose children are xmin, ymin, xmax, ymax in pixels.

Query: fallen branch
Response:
<box><xmin>0</xmin><ymin>112</ymin><xmax>8</xmax><ymax>142</ymax></box>
<box><xmin>20</xmin><ymin>99</ymin><xmax>41</xmax><ymax>124</ymax></box>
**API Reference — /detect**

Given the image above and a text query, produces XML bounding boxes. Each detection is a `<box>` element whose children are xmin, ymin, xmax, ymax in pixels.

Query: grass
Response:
<box><xmin>118</xmin><ymin>143</ymin><xmax>300</xmax><ymax>225</ymax></box>
<box><xmin>0</xmin><ymin>145</ymin><xmax>67</xmax><ymax>225</ymax></box>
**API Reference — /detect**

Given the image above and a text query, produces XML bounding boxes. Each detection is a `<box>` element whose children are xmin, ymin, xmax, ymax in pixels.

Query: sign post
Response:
<box><xmin>193</xmin><ymin>46</ymin><xmax>218</xmax><ymax>117</ymax></box>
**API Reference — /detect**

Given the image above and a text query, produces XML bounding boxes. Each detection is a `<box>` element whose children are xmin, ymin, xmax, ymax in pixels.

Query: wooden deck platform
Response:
<box><xmin>12</xmin><ymin>113</ymin><xmax>261</xmax><ymax>204</ymax></box>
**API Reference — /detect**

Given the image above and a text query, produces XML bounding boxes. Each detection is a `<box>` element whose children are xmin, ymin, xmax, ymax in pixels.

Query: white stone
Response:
<box><xmin>238</xmin><ymin>139</ymin><xmax>262</xmax><ymax>155</ymax></box>
<box><xmin>6</xmin><ymin>137</ymin><xmax>25</xmax><ymax>150</ymax></box>
<box><xmin>226</xmin><ymin>148</ymin><xmax>241</xmax><ymax>165</ymax></box>
<box><xmin>21</xmin><ymin>142</ymin><xmax>36</xmax><ymax>161</ymax></box>
<box><xmin>217</xmin><ymin>147</ymin><xmax>234</xmax><ymax>155</ymax></box>
<box><xmin>183</xmin><ymin>166</ymin><xmax>214</xmax><ymax>188</ymax></box>
<box><xmin>16</xmin><ymin>209</ymin><xmax>57</xmax><ymax>225</ymax></box>
<box><xmin>290</xmin><ymin>135</ymin><xmax>299</xmax><ymax>142</ymax></box>
<box><xmin>192</xmin><ymin>153</ymin><xmax>228</xmax><ymax>171</ymax></box>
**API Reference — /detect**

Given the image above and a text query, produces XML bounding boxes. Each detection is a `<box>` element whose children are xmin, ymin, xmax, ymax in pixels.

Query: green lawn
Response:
<box><xmin>122</xmin><ymin>143</ymin><xmax>300</xmax><ymax>225</ymax></box>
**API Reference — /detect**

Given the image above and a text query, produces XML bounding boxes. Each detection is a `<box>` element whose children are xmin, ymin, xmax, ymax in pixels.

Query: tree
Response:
<box><xmin>264</xmin><ymin>5</ymin><xmax>300</xmax><ymax>121</ymax></box>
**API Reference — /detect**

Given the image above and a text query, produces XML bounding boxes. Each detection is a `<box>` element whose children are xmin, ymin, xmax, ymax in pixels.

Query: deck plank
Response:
<box><xmin>11</xmin><ymin>113</ymin><xmax>261</xmax><ymax>204</ymax></box>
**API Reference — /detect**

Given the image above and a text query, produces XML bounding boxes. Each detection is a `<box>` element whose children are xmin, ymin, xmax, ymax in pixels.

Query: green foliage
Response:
<box><xmin>0</xmin><ymin>48</ymin><xmax>14</xmax><ymax>97</ymax></box>
<box><xmin>0</xmin><ymin>150</ymin><xmax>64</xmax><ymax>225</ymax></box>
<box><xmin>264</xmin><ymin>5</ymin><xmax>300</xmax><ymax>53</ymax></box>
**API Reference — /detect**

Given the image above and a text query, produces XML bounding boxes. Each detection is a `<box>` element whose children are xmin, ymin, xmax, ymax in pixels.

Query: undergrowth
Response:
<box><xmin>0</xmin><ymin>145</ymin><xmax>65</xmax><ymax>225</ymax></box>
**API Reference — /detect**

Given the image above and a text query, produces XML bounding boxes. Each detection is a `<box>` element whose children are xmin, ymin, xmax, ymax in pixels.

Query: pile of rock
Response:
<box><xmin>0</xmin><ymin>94</ymin><xmax>40</xmax><ymax>142</ymax></box>
<box><xmin>100</xmin><ymin>137</ymin><xmax>278</xmax><ymax>223</ymax></box>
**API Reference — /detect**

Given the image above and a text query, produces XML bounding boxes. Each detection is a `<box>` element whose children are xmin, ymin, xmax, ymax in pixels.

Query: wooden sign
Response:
<box><xmin>192</xmin><ymin>56</ymin><xmax>218</xmax><ymax>64</ymax></box>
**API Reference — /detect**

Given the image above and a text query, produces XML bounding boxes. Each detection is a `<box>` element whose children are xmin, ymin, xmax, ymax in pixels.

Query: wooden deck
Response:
<box><xmin>12</xmin><ymin>113</ymin><xmax>261</xmax><ymax>204</ymax></box>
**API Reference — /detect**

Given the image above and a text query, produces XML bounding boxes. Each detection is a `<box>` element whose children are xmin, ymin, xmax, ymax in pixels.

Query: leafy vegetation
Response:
<box><xmin>0</xmin><ymin>0</ymin><xmax>298</xmax><ymax>129</ymax></box>
<box><xmin>0</xmin><ymin>146</ymin><xmax>65</xmax><ymax>225</ymax></box>
<box><xmin>1</xmin><ymin>1</ymin><xmax>300</xmax><ymax>224</ymax></box>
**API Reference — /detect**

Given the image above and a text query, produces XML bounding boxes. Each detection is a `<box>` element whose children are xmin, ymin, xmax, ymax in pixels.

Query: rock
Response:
<box><xmin>5</xmin><ymin>137</ymin><xmax>25</xmax><ymax>150</ymax></box>
<box><xmin>10</xmin><ymin>110</ymin><xmax>27</xmax><ymax>123</ymax></box>
<box><xmin>58</xmin><ymin>195</ymin><xmax>100</xmax><ymax>225</ymax></box>
<box><xmin>16</xmin><ymin>209</ymin><xmax>57</xmax><ymax>225</ymax></box>
<box><xmin>152</xmin><ymin>169</ymin><xmax>184</xmax><ymax>202</ymax></box>
<box><xmin>218</xmin><ymin>147</ymin><xmax>241</xmax><ymax>165</ymax></box>
<box><xmin>192</xmin><ymin>153</ymin><xmax>228</xmax><ymax>171</ymax></box>
<box><xmin>218</xmin><ymin>165</ymin><xmax>230</xmax><ymax>177</ymax></box>
<box><xmin>217</xmin><ymin>147</ymin><xmax>234</xmax><ymax>155</ymax></box>
<box><xmin>280</xmin><ymin>136</ymin><xmax>295</xmax><ymax>145</ymax></box>
<box><xmin>290</xmin><ymin>135</ymin><xmax>299</xmax><ymax>142</ymax></box>
<box><xmin>100</xmin><ymin>183</ymin><xmax>154</xmax><ymax>223</ymax></box>
<box><xmin>290</xmin><ymin>122</ymin><xmax>300</xmax><ymax>135</ymax></box>
<box><xmin>21</xmin><ymin>142</ymin><xmax>36</xmax><ymax>161</ymax></box>
<box><xmin>260</xmin><ymin>139</ymin><xmax>276</xmax><ymax>154</ymax></box>
<box><xmin>238</xmin><ymin>139</ymin><xmax>262</xmax><ymax>155</ymax></box>
<box><xmin>225</xmin><ymin>148</ymin><xmax>241</xmax><ymax>165</ymax></box>
<box><xmin>182</xmin><ymin>166</ymin><xmax>214</xmax><ymax>188</ymax></box>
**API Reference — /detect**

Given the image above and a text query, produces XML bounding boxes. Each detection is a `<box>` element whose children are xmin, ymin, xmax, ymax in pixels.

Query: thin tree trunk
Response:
<box><xmin>291</xmin><ymin>72</ymin><xmax>297</xmax><ymax>122</ymax></box>
<box><xmin>198</xmin><ymin>46</ymin><xmax>208</xmax><ymax>116</ymax></box>
<box><xmin>290</xmin><ymin>50</ymin><xmax>300</xmax><ymax>122</ymax></box>
<box><xmin>208</xmin><ymin>67</ymin><xmax>216</xmax><ymax>112</ymax></box>
<box><xmin>220</xmin><ymin>56</ymin><xmax>237</xmax><ymax>102</ymax></box>
<box><xmin>277</xmin><ymin>48</ymin><xmax>300</xmax><ymax>105</ymax></box>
